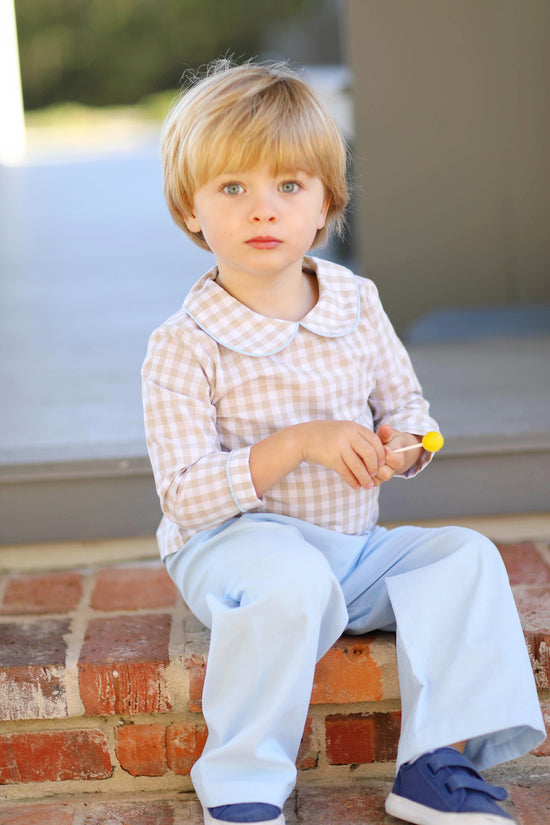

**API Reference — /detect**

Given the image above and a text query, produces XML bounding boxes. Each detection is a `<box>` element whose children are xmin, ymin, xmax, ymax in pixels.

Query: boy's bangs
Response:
<box><xmin>194</xmin><ymin>115</ymin><xmax>320</xmax><ymax>185</ymax></box>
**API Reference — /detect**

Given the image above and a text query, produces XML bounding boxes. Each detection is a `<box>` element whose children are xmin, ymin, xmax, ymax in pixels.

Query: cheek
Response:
<box><xmin>191</xmin><ymin>221</ymin><xmax>230</xmax><ymax>255</ymax></box>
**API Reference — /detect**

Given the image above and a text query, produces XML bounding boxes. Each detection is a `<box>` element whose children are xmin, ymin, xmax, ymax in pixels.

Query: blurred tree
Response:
<box><xmin>15</xmin><ymin>0</ymin><xmax>316</xmax><ymax>109</ymax></box>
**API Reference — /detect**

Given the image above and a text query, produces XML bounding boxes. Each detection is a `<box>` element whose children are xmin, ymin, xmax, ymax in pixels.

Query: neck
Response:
<box><xmin>216</xmin><ymin>263</ymin><xmax>318</xmax><ymax>321</ymax></box>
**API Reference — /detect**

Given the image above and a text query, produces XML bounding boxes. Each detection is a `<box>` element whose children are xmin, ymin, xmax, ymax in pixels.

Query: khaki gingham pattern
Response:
<box><xmin>142</xmin><ymin>257</ymin><xmax>438</xmax><ymax>559</ymax></box>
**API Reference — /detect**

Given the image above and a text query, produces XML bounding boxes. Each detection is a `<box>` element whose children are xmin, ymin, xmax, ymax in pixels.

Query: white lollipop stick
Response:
<box><xmin>391</xmin><ymin>443</ymin><xmax>424</xmax><ymax>454</ymax></box>
<box><xmin>392</xmin><ymin>431</ymin><xmax>445</xmax><ymax>454</ymax></box>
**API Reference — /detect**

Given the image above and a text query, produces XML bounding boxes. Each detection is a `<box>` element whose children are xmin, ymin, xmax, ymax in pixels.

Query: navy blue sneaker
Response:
<box><xmin>205</xmin><ymin>803</ymin><xmax>284</xmax><ymax>824</ymax></box>
<box><xmin>385</xmin><ymin>747</ymin><xmax>514</xmax><ymax>824</ymax></box>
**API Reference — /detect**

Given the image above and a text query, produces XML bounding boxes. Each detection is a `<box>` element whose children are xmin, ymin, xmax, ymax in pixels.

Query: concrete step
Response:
<box><xmin>1</xmin><ymin>535</ymin><xmax>549</xmax><ymax>804</ymax></box>
<box><xmin>2</xmin><ymin>330</ymin><xmax>549</xmax><ymax>545</ymax></box>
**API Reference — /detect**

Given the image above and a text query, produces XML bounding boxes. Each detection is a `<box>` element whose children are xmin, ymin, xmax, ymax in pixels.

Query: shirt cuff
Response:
<box><xmin>226</xmin><ymin>447</ymin><xmax>263</xmax><ymax>512</ymax></box>
<box><xmin>401</xmin><ymin>445</ymin><xmax>433</xmax><ymax>478</ymax></box>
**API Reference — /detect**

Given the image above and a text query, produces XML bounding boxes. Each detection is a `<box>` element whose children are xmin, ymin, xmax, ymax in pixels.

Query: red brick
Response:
<box><xmin>78</xmin><ymin>614</ymin><xmax>172</xmax><ymax>715</ymax></box>
<box><xmin>79</xmin><ymin>613</ymin><xmax>171</xmax><ymax>664</ymax></box>
<box><xmin>0</xmin><ymin>619</ymin><xmax>68</xmax><ymax>667</ymax></box>
<box><xmin>525</xmin><ymin>630</ymin><xmax>550</xmax><ymax>690</ymax></box>
<box><xmin>297</xmin><ymin>716</ymin><xmax>318</xmax><ymax>770</ymax></box>
<box><xmin>326</xmin><ymin>711</ymin><xmax>401</xmax><ymax>765</ymax></box>
<box><xmin>0</xmin><ymin>802</ymin><xmax>75</xmax><ymax>825</ymax></box>
<box><xmin>0</xmin><ymin>666</ymin><xmax>67</xmax><ymax>721</ymax></box>
<box><xmin>116</xmin><ymin>723</ymin><xmax>168</xmax><ymax>776</ymax></box>
<box><xmin>0</xmin><ymin>729</ymin><xmax>112</xmax><ymax>784</ymax></box>
<box><xmin>82</xmin><ymin>800</ymin><xmax>175</xmax><ymax>825</ymax></box>
<box><xmin>509</xmin><ymin>581</ymin><xmax>550</xmax><ymax>689</ymax></box>
<box><xmin>1</xmin><ymin>573</ymin><xmax>82</xmax><ymax>615</ymax></box>
<box><xmin>0</xmin><ymin>620</ymin><xmax>69</xmax><ymax>720</ymax></box>
<box><xmin>508</xmin><ymin>777</ymin><xmax>550</xmax><ymax>824</ymax></box>
<box><xmin>166</xmin><ymin>722</ymin><xmax>207</xmax><ymax>775</ymax></box>
<box><xmin>91</xmin><ymin>566</ymin><xmax>176</xmax><ymax>611</ymax></box>
<box><xmin>311</xmin><ymin>635</ymin><xmax>383</xmax><ymax>704</ymax></box>
<box><xmin>531</xmin><ymin>700</ymin><xmax>550</xmax><ymax>756</ymax></box>
<box><xmin>187</xmin><ymin>651</ymin><xmax>207</xmax><ymax>713</ymax></box>
<box><xmin>187</xmin><ymin>633</ymin><xmax>385</xmax><ymax>713</ymax></box>
<box><xmin>498</xmin><ymin>543</ymin><xmax>550</xmax><ymax>586</ymax></box>
<box><xmin>297</xmin><ymin>785</ymin><xmax>392</xmax><ymax>825</ymax></box>
<box><xmin>512</xmin><ymin>584</ymin><xmax>550</xmax><ymax>633</ymax></box>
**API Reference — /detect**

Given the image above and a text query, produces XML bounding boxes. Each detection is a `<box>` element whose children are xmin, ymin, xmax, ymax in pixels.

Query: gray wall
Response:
<box><xmin>346</xmin><ymin>0</ymin><xmax>550</xmax><ymax>333</ymax></box>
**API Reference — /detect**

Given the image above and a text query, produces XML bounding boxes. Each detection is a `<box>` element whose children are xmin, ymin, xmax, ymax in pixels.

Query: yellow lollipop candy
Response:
<box><xmin>392</xmin><ymin>431</ymin><xmax>445</xmax><ymax>454</ymax></box>
<box><xmin>421</xmin><ymin>431</ymin><xmax>445</xmax><ymax>453</ymax></box>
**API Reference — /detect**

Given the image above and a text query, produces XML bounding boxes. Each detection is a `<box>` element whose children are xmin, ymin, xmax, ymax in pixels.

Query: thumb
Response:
<box><xmin>376</xmin><ymin>424</ymin><xmax>395</xmax><ymax>445</ymax></box>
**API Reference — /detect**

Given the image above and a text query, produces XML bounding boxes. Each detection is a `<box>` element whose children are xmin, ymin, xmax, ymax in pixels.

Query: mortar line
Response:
<box><xmin>64</xmin><ymin>570</ymin><xmax>96</xmax><ymax>719</ymax></box>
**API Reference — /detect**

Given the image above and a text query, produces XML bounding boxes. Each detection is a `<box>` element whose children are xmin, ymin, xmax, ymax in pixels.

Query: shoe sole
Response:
<box><xmin>203</xmin><ymin>812</ymin><xmax>285</xmax><ymax>825</ymax></box>
<box><xmin>385</xmin><ymin>793</ymin><xmax>513</xmax><ymax>824</ymax></box>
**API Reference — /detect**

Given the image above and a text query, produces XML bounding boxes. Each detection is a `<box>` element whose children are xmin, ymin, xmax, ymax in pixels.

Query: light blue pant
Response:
<box><xmin>166</xmin><ymin>513</ymin><xmax>545</xmax><ymax>809</ymax></box>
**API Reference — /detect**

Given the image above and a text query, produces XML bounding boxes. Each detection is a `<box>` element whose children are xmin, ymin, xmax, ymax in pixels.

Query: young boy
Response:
<box><xmin>142</xmin><ymin>60</ymin><xmax>545</xmax><ymax>825</ymax></box>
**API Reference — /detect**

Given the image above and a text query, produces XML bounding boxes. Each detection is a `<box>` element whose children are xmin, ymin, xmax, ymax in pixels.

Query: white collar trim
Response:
<box><xmin>182</xmin><ymin>256</ymin><xmax>360</xmax><ymax>357</ymax></box>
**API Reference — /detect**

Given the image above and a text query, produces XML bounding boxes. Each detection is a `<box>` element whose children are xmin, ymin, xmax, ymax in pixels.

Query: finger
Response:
<box><xmin>374</xmin><ymin>464</ymin><xmax>394</xmax><ymax>484</ymax></box>
<box><xmin>384</xmin><ymin>447</ymin><xmax>406</xmax><ymax>471</ymax></box>
<box><xmin>343</xmin><ymin>451</ymin><xmax>375</xmax><ymax>489</ymax></box>
<box><xmin>334</xmin><ymin>458</ymin><xmax>367</xmax><ymax>490</ymax></box>
<box><xmin>352</xmin><ymin>424</ymin><xmax>386</xmax><ymax>458</ymax></box>
<box><xmin>354</xmin><ymin>436</ymin><xmax>385</xmax><ymax>474</ymax></box>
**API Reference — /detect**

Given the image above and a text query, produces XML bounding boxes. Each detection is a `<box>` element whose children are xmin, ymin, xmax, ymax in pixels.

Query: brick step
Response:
<box><xmin>0</xmin><ymin>770</ymin><xmax>549</xmax><ymax>825</ymax></box>
<box><xmin>1</xmin><ymin>539</ymin><xmax>549</xmax><ymax>802</ymax></box>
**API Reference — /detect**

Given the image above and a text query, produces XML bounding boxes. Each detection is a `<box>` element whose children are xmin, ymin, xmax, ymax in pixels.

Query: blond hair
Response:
<box><xmin>161</xmin><ymin>59</ymin><xmax>349</xmax><ymax>250</ymax></box>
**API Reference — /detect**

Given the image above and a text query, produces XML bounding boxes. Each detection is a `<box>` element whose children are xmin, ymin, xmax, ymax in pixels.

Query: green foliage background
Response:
<box><xmin>16</xmin><ymin>0</ymin><xmax>314</xmax><ymax>110</ymax></box>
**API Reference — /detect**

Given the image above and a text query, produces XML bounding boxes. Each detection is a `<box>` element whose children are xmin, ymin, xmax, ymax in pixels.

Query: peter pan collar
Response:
<box><xmin>182</xmin><ymin>256</ymin><xmax>360</xmax><ymax>357</ymax></box>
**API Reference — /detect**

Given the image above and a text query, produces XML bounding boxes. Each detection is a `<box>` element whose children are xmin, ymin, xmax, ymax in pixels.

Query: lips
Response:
<box><xmin>245</xmin><ymin>236</ymin><xmax>282</xmax><ymax>250</ymax></box>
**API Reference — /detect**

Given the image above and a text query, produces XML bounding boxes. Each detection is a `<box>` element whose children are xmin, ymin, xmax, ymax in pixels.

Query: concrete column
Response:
<box><xmin>346</xmin><ymin>0</ymin><xmax>550</xmax><ymax>332</ymax></box>
<box><xmin>0</xmin><ymin>0</ymin><xmax>25</xmax><ymax>165</ymax></box>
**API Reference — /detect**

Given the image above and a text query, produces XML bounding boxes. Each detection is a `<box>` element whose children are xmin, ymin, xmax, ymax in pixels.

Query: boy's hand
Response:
<box><xmin>373</xmin><ymin>424</ymin><xmax>423</xmax><ymax>484</ymax></box>
<box><xmin>298</xmin><ymin>420</ymin><xmax>386</xmax><ymax>490</ymax></box>
<box><xmin>249</xmin><ymin>421</ymin><xmax>423</xmax><ymax>499</ymax></box>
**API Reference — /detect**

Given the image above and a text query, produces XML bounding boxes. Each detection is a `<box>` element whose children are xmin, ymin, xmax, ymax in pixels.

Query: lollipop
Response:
<box><xmin>392</xmin><ymin>431</ymin><xmax>445</xmax><ymax>454</ymax></box>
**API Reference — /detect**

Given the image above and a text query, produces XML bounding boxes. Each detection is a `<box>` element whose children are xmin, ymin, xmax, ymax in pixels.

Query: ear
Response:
<box><xmin>183</xmin><ymin>212</ymin><xmax>201</xmax><ymax>234</ymax></box>
<box><xmin>317</xmin><ymin>198</ymin><xmax>330</xmax><ymax>230</ymax></box>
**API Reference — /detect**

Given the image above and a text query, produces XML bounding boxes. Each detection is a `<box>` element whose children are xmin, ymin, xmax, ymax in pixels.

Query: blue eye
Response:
<box><xmin>280</xmin><ymin>181</ymin><xmax>299</xmax><ymax>194</ymax></box>
<box><xmin>223</xmin><ymin>183</ymin><xmax>244</xmax><ymax>195</ymax></box>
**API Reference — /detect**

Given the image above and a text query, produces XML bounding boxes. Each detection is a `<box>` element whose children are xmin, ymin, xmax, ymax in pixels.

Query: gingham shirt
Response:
<box><xmin>142</xmin><ymin>256</ymin><xmax>438</xmax><ymax>560</ymax></box>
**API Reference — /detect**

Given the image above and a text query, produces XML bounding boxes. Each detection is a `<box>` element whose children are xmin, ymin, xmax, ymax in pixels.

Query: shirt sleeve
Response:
<box><xmin>364</xmin><ymin>282</ymin><xmax>440</xmax><ymax>478</ymax></box>
<box><xmin>141</xmin><ymin>323</ymin><xmax>262</xmax><ymax>533</ymax></box>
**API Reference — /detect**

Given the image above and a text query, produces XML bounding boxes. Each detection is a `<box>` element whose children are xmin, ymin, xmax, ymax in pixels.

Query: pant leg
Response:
<box><xmin>166</xmin><ymin>515</ymin><xmax>349</xmax><ymax>809</ymax></box>
<box><xmin>340</xmin><ymin>524</ymin><xmax>546</xmax><ymax>770</ymax></box>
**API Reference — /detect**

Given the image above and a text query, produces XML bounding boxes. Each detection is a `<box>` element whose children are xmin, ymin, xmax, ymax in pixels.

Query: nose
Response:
<box><xmin>249</xmin><ymin>190</ymin><xmax>277</xmax><ymax>222</ymax></box>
